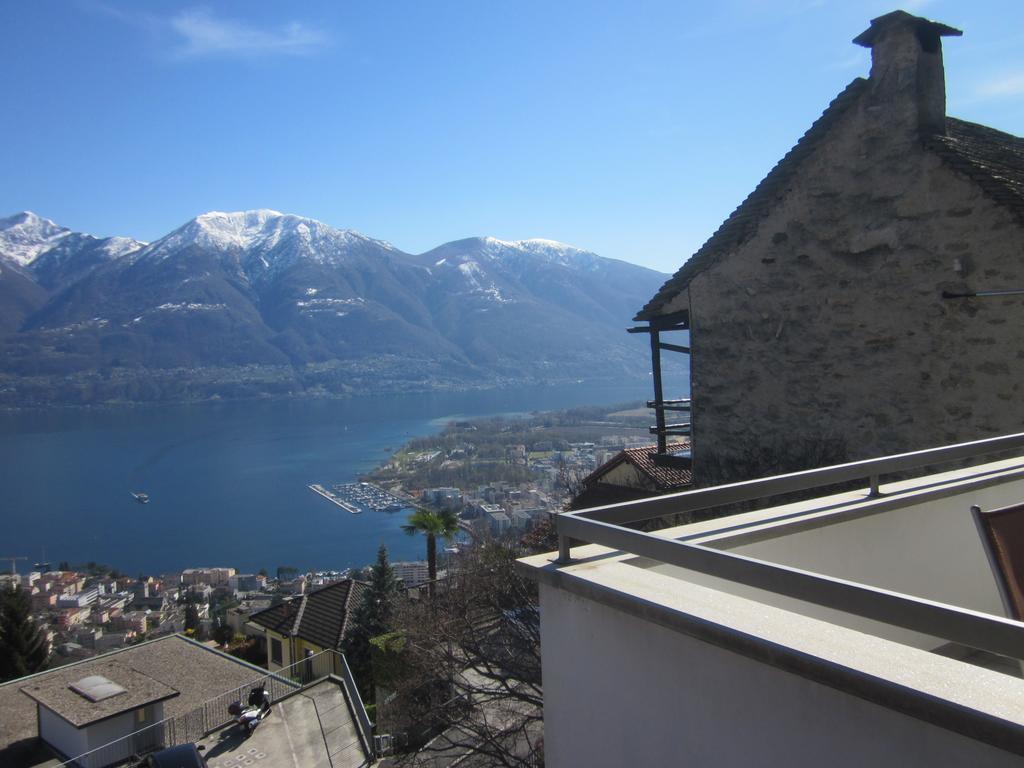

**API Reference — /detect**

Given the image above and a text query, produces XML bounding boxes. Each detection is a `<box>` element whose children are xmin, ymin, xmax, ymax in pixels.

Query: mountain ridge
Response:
<box><xmin>0</xmin><ymin>210</ymin><xmax>667</xmax><ymax>406</ymax></box>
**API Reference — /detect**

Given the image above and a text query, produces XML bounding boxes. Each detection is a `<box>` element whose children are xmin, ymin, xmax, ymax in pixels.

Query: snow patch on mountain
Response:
<box><xmin>296</xmin><ymin>297</ymin><xmax>365</xmax><ymax>310</ymax></box>
<box><xmin>100</xmin><ymin>236</ymin><xmax>147</xmax><ymax>259</ymax></box>
<box><xmin>40</xmin><ymin>317</ymin><xmax>111</xmax><ymax>333</ymax></box>
<box><xmin>137</xmin><ymin>210</ymin><xmax>400</xmax><ymax>282</ymax></box>
<box><xmin>156</xmin><ymin>302</ymin><xmax>228</xmax><ymax>312</ymax></box>
<box><xmin>478</xmin><ymin>236</ymin><xmax>599</xmax><ymax>268</ymax></box>
<box><xmin>0</xmin><ymin>212</ymin><xmax>72</xmax><ymax>266</ymax></box>
<box><xmin>0</xmin><ymin>212</ymin><xmax>146</xmax><ymax>269</ymax></box>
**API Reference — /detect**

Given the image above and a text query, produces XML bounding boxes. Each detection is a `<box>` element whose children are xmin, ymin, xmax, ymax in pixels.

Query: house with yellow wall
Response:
<box><xmin>248</xmin><ymin>579</ymin><xmax>366</xmax><ymax>673</ymax></box>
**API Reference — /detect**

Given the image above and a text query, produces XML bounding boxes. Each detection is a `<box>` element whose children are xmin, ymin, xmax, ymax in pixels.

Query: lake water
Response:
<box><xmin>0</xmin><ymin>381</ymin><xmax>651</xmax><ymax>576</ymax></box>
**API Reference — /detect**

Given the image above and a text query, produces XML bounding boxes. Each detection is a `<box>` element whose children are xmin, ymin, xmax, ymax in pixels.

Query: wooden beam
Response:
<box><xmin>627</xmin><ymin>320</ymin><xmax>689</xmax><ymax>334</ymax></box>
<box><xmin>648</xmin><ymin>423</ymin><xmax>691</xmax><ymax>434</ymax></box>
<box><xmin>658</xmin><ymin>342</ymin><xmax>691</xmax><ymax>355</ymax></box>
<box><xmin>650</xmin><ymin>329</ymin><xmax>667</xmax><ymax>454</ymax></box>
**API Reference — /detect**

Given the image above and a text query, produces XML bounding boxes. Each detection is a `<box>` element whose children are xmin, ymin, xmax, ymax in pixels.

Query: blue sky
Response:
<box><xmin>2</xmin><ymin>1</ymin><xmax>1023</xmax><ymax>273</ymax></box>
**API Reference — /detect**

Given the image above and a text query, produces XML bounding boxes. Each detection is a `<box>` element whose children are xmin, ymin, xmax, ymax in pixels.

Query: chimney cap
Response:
<box><xmin>853</xmin><ymin>10</ymin><xmax>962</xmax><ymax>48</ymax></box>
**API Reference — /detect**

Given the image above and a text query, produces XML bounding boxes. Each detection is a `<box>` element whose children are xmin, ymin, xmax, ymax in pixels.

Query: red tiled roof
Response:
<box><xmin>621</xmin><ymin>444</ymin><xmax>693</xmax><ymax>490</ymax></box>
<box><xmin>583</xmin><ymin>442</ymin><xmax>693</xmax><ymax>492</ymax></box>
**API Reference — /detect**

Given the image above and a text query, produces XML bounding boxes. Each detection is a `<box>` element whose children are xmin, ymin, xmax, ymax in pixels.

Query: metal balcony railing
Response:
<box><xmin>54</xmin><ymin>648</ymin><xmax>376</xmax><ymax>768</ymax></box>
<box><xmin>555</xmin><ymin>431</ymin><xmax>1024</xmax><ymax>663</ymax></box>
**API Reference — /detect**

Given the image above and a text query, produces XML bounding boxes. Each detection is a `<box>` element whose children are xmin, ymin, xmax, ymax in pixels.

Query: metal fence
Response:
<box><xmin>55</xmin><ymin>648</ymin><xmax>371</xmax><ymax>768</ymax></box>
<box><xmin>556</xmin><ymin>431</ymin><xmax>1024</xmax><ymax>662</ymax></box>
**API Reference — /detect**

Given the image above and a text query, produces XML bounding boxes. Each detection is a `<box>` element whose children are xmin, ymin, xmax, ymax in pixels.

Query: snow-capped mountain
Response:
<box><xmin>0</xmin><ymin>210</ymin><xmax>668</xmax><ymax>405</ymax></box>
<box><xmin>0</xmin><ymin>211</ymin><xmax>143</xmax><ymax>269</ymax></box>
<box><xmin>136</xmin><ymin>210</ymin><xmax>399</xmax><ymax>282</ymax></box>
<box><xmin>0</xmin><ymin>212</ymin><xmax>144</xmax><ymax>334</ymax></box>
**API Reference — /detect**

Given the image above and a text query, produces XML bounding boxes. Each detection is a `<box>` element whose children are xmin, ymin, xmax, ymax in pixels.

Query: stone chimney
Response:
<box><xmin>853</xmin><ymin>11</ymin><xmax>962</xmax><ymax>137</ymax></box>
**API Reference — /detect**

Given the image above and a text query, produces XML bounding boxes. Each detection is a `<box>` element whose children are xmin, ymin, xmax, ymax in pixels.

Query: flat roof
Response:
<box><xmin>521</xmin><ymin>443</ymin><xmax>1024</xmax><ymax>757</ymax></box>
<box><xmin>20</xmin><ymin>662</ymin><xmax>178</xmax><ymax>728</ymax></box>
<box><xmin>0</xmin><ymin>635</ymin><xmax>267</xmax><ymax>755</ymax></box>
<box><xmin>197</xmin><ymin>678</ymin><xmax>368</xmax><ymax>768</ymax></box>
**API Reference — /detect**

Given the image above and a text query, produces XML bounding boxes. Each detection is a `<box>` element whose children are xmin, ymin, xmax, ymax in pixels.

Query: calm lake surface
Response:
<box><xmin>0</xmin><ymin>381</ymin><xmax>650</xmax><ymax>575</ymax></box>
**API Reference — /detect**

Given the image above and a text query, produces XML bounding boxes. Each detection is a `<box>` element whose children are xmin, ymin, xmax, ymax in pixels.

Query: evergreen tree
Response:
<box><xmin>0</xmin><ymin>584</ymin><xmax>48</xmax><ymax>682</ymax></box>
<box><xmin>212</xmin><ymin>622</ymin><xmax>235</xmax><ymax>647</ymax></box>
<box><xmin>342</xmin><ymin>545</ymin><xmax>401</xmax><ymax>700</ymax></box>
<box><xmin>184</xmin><ymin>604</ymin><xmax>200</xmax><ymax>633</ymax></box>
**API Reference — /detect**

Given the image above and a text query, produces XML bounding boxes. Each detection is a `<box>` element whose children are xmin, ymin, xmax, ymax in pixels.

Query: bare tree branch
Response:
<box><xmin>379</xmin><ymin>543</ymin><xmax>543</xmax><ymax>767</ymax></box>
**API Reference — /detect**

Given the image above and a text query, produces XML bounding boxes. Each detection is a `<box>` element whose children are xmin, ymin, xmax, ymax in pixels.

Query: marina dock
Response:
<box><xmin>308</xmin><ymin>484</ymin><xmax>362</xmax><ymax>514</ymax></box>
<box><xmin>308</xmin><ymin>481</ymin><xmax>409</xmax><ymax>514</ymax></box>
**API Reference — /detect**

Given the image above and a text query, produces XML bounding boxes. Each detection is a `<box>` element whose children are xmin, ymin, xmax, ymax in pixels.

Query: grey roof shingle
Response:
<box><xmin>635</xmin><ymin>80</ymin><xmax>1024</xmax><ymax>323</ymax></box>
<box><xmin>249</xmin><ymin>579</ymin><xmax>366</xmax><ymax>651</ymax></box>
<box><xmin>929</xmin><ymin>118</ymin><xmax>1024</xmax><ymax>225</ymax></box>
<box><xmin>635</xmin><ymin>78</ymin><xmax>869</xmax><ymax>321</ymax></box>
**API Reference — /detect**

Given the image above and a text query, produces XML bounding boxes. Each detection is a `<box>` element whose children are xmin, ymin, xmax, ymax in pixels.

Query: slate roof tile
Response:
<box><xmin>635</xmin><ymin>79</ymin><xmax>1024</xmax><ymax>322</ymax></box>
<box><xmin>929</xmin><ymin>118</ymin><xmax>1024</xmax><ymax>225</ymax></box>
<box><xmin>250</xmin><ymin>579</ymin><xmax>366</xmax><ymax>651</ymax></box>
<box><xmin>635</xmin><ymin>78</ymin><xmax>869</xmax><ymax>321</ymax></box>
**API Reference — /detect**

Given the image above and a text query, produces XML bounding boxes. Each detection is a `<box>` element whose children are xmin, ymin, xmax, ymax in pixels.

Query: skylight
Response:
<box><xmin>69</xmin><ymin>675</ymin><xmax>126</xmax><ymax>702</ymax></box>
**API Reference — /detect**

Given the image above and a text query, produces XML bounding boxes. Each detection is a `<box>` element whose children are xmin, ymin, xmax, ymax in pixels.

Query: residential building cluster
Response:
<box><xmin>411</xmin><ymin>433</ymin><xmax>659</xmax><ymax>539</ymax></box>
<box><xmin>1</xmin><ymin>564</ymin><xmax>282</xmax><ymax>665</ymax></box>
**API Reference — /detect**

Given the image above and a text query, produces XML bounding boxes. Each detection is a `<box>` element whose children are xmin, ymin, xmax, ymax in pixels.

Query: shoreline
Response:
<box><xmin>0</xmin><ymin>374</ymin><xmax>651</xmax><ymax>415</ymax></box>
<box><xmin>1</xmin><ymin>384</ymin><xmax>656</xmax><ymax>575</ymax></box>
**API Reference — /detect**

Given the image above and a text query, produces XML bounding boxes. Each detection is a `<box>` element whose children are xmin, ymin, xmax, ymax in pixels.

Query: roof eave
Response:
<box><xmin>635</xmin><ymin>78</ymin><xmax>868</xmax><ymax>322</ymax></box>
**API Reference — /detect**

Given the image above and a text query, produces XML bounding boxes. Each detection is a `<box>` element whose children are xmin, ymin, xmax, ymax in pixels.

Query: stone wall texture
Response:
<box><xmin>660</xmin><ymin>93</ymin><xmax>1024</xmax><ymax>480</ymax></box>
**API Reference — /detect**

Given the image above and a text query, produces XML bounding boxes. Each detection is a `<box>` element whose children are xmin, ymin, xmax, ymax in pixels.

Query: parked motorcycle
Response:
<box><xmin>228</xmin><ymin>685</ymin><xmax>272</xmax><ymax>736</ymax></box>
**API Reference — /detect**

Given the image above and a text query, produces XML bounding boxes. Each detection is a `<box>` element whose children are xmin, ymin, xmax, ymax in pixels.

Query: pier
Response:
<box><xmin>308</xmin><ymin>481</ymin><xmax>410</xmax><ymax>514</ymax></box>
<box><xmin>308</xmin><ymin>484</ymin><xmax>362</xmax><ymax>514</ymax></box>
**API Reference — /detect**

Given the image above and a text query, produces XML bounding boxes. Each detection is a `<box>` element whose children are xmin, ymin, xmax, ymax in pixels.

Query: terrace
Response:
<box><xmin>519</xmin><ymin>433</ymin><xmax>1024</xmax><ymax>767</ymax></box>
<box><xmin>15</xmin><ymin>649</ymin><xmax>376</xmax><ymax>768</ymax></box>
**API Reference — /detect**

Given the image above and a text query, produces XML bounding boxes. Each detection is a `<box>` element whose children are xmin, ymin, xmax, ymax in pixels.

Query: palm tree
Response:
<box><xmin>401</xmin><ymin>507</ymin><xmax>460</xmax><ymax>596</ymax></box>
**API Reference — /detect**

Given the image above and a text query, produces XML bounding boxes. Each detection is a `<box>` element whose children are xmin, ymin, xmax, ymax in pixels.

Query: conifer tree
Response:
<box><xmin>184</xmin><ymin>604</ymin><xmax>200</xmax><ymax>633</ymax></box>
<box><xmin>0</xmin><ymin>584</ymin><xmax>48</xmax><ymax>682</ymax></box>
<box><xmin>342</xmin><ymin>545</ymin><xmax>401</xmax><ymax>699</ymax></box>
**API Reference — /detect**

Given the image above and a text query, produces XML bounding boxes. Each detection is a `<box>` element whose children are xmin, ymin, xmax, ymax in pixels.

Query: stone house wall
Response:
<box><xmin>670</xmin><ymin>103</ymin><xmax>1024</xmax><ymax>478</ymax></box>
<box><xmin>648</xmin><ymin>16</ymin><xmax>1024</xmax><ymax>480</ymax></box>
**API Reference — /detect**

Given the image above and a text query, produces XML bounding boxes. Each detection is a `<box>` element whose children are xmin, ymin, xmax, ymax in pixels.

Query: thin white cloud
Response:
<box><xmin>976</xmin><ymin>73</ymin><xmax>1024</xmax><ymax>100</ymax></box>
<box><xmin>169</xmin><ymin>8</ymin><xmax>328</xmax><ymax>58</ymax></box>
<box><xmin>85</xmin><ymin>3</ymin><xmax>329</xmax><ymax>59</ymax></box>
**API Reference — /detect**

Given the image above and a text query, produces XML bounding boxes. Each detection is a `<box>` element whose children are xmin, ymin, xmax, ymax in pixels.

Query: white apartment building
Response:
<box><xmin>520</xmin><ymin>433</ymin><xmax>1024</xmax><ymax>766</ymax></box>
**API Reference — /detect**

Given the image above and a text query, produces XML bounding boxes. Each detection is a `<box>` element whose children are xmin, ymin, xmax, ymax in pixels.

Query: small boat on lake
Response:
<box><xmin>131</xmin><ymin>491</ymin><xmax>150</xmax><ymax>504</ymax></box>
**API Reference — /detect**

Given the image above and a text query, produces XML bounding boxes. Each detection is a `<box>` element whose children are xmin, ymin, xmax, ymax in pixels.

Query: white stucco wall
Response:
<box><xmin>38</xmin><ymin>702</ymin><xmax>165</xmax><ymax>768</ymax></box>
<box><xmin>38</xmin><ymin>706</ymin><xmax>89</xmax><ymax>765</ymax></box>
<box><xmin>539</xmin><ymin>584</ymin><xmax>1023</xmax><ymax>768</ymax></box>
<box><xmin>726</xmin><ymin>478</ymin><xmax>1019</xmax><ymax>614</ymax></box>
<box><xmin>645</xmin><ymin>472</ymin><xmax>1024</xmax><ymax>649</ymax></box>
<box><xmin>85</xmin><ymin>703</ymin><xmax>164</xmax><ymax>763</ymax></box>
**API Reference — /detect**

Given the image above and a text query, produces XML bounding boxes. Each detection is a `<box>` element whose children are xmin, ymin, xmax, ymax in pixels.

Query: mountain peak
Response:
<box><xmin>1</xmin><ymin>210</ymin><xmax>58</xmax><ymax>229</ymax></box>
<box><xmin>146</xmin><ymin>209</ymin><xmax>319</xmax><ymax>256</ymax></box>
<box><xmin>189</xmin><ymin>209</ymin><xmax>298</xmax><ymax>246</ymax></box>
<box><xmin>137</xmin><ymin>210</ymin><xmax>400</xmax><ymax>278</ymax></box>
<box><xmin>0</xmin><ymin>211</ymin><xmax>72</xmax><ymax>266</ymax></box>
<box><xmin>481</xmin><ymin>235</ymin><xmax>580</xmax><ymax>252</ymax></box>
<box><xmin>429</xmin><ymin>235</ymin><xmax>597</xmax><ymax>269</ymax></box>
<box><xmin>195</xmin><ymin>209</ymin><xmax>286</xmax><ymax>227</ymax></box>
